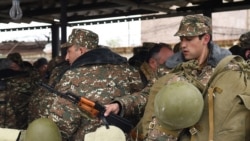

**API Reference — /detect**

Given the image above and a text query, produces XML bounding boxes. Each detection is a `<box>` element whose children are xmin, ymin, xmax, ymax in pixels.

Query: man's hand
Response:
<box><xmin>104</xmin><ymin>103</ymin><xmax>120</xmax><ymax>116</ymax></box>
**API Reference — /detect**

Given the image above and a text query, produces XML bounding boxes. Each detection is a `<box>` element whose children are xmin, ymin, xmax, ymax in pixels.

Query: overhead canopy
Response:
<box><xmin>0</xmin><ymin>0</ymin><xmax>250</xmax><ymax>24</ymax></box>
<box><xmin>1</xmin><ymin>0</ymin><xmax>249</xmax><ymax>58</ymax></box>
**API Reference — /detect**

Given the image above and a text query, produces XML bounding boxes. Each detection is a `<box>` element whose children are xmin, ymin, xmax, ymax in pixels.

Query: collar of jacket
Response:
<box><xmin>165</xmin><ymin>42</ymin><xmax>232</xmax><ymax>69</ymax></box>
<box><xmin>71</xmin><ymin>47</ymin><xmax>128</xmax><ymax>68</ymax></box>
<box><xmin>140</xmin><ymin>62</ymin><xmax>157</xmax><ymax>81</ymax></box>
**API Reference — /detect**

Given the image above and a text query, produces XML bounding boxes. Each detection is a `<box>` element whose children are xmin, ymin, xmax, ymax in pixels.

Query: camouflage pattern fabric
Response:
<box><xmin>48</xmin><ymin>61</ymin><xmax>69</xmax><ymax>87</ymax></box>
<box><xmin>7</xmin><ymin>76</ymin><xmax>33</xmax><ymax>129</ymax></box>
<box><xmin>174</xmin><ymin>15</ymin><xmax>212</xmax><ymax>36</ymax></box>
<box><xmin>28</xmin><ymin>62</ymin><xmax>69</xmax><ymax>123</ymax></box>
<box><xmin>139</xmin><ymin>62</ymin><xmax>170</xmax><ymax>87</ymax></box>
<box><xmin>40</xmin><ymin>62</ymin><xmax>143</xmax><ymax>141</ymax></box>
<box><xmin>0</xmin><ymin>80</ymin><xmax>16</xmax><ymax>128</ymax></box>
<box><xmin>26</xmin><ymin>69</ymin><xmax>41</xmax><ymax>123</ymax></box>
<box><xmin>47</xmin><ymin>56</ymin><xmax>66</xmax><ymax>74</ymax></box>
<box><xmin>140</xmin><ymin>62</ymin><xmax>159</xmax><ymax>84</ymax></box>
<box><xmin>7</xmin><ymin>74</ymin><xmax>33</xmax><ymax>129</ymax></box>
<box><xmin>61</xmin><ymin>28</ymin><xmax>99</xmax><ymax>49</ymax></box>
<box><xmin>130</xmin><ymin>60</ymin><xmax>214</xmax><ymax>141</ymax></box>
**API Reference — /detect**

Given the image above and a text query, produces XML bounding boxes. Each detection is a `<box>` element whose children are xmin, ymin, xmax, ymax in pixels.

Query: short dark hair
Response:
<box><xmin>33</xmin><ymin>57</ymin><xmax>48</xmax><ymax>69</ymax></box>
<box><xmin>146</xmin><ymin>43</ymin><xmax>172</xmax><ymax>63</ymax></box>
<box><xmin>198</xmin><ymin>33</ymin><xmax>212</xmax><ymax>43</ymax></box>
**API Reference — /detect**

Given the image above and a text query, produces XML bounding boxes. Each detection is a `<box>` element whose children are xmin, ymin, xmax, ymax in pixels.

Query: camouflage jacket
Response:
<box><xmin>139</xmin><ymin>62</ymin><xmax>169</xmax><ymax>87</ymax></box>
<box><xmin>0</xmin><ymin>79</ymin><xmax>16</xmax><ymax>128</ymax></box>
<box><xmin>45</xmin><ymin>48</ymin><xmax>144</xmax><ymax>141</ymax></box>
<box><xmin>28</xmin><ymin>61</ymin><xmax>69</xmax><ymax>123</ymax></box>
<box><xmin>1</xmin><ymin>70</ymin><xmax>34</xmax><ymax>129</ymax></box>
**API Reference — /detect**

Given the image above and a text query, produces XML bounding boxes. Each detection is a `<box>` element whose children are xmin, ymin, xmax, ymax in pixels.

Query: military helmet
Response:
<box><xmin>24</xmin><ymin>118</ymin><xmax>62</xmax><ymax>141</ymax></box>
<box><xmin>175</xmin><ymin>14</ymin><xmax>212</xmax><ymax>36</ymax></box>
<box><xmin>154</xmin><ymin>81</ymin><xmax>204</xmax><ymax>130</ymax></box>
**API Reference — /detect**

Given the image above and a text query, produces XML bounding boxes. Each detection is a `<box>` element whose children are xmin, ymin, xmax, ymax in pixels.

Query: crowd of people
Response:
<box><xmin>0</xmin><ymin>14</ymin><xmax>250</xmax><ymax>141</ymax></box>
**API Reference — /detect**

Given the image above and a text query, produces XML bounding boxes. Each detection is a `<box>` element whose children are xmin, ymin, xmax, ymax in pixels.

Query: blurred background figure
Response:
<box><xmin>139</xmin><ymin>43</ymin><xmax>174</xmax><ymax>87</ymax></box>
<box><xmin>0</xmin><ymin>54</ymin><xmax>34</xmax><ymax>129</ymax></box>
<box><xmin>7</xmin><ymin>52</ymin><xmax>24</xmax><ymax>70</ymax></box>
<box><xmin>238</xmin><ymin>31</ymin><xmax>250</xmax><ymax>60</ymax></box>
<box><xmin>229</xmin><ymin>44</ymin><xmax>241</xmax><ymax>55</ymax></box>
<box><xmin>229</xmin><ymin>31</ymin><xmax>250</xmax><ymax>60</ymax></box>
<box><xmin>128</xmin><ymin>42</ymin><xmax>156</xmax><ymax>69</ymax></box>
<box><xmin>33</xmin><ymin>57</ymin><xmax>49</xmax><ymax>82</ymax></box>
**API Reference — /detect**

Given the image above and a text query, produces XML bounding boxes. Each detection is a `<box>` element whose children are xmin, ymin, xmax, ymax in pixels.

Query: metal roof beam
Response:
<box><xmin>24</xmin><ymin>2</ymin><xmax>122</xmax><ymax>17</ymax></box>
<box><xmin>106</xmin><ymin>0</ymin><xmax>170</xmax><ymax>13</ymax></box>
<box><xmin>177</xmin><ymin>0</ymin><xmax>250</xmax><ymax>13</ymax></box>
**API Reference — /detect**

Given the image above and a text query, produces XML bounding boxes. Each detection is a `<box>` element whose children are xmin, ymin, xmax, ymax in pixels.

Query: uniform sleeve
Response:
<box><xmin>114</xmin><ymin>81</ymin><xmax>153</xmax><ymax>117</ymax></box>
<box><xmin>127</xmin><ymin>65</ymin><xmax>145</xmax><ymax>93</ymax></box>
<box><xmin>49</xmin><ymin>96</ymin><xmax>81</xmax><ymax>139</ymax></box>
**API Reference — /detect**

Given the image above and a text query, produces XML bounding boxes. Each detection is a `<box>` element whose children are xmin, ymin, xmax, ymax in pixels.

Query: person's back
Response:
<box><xmin>0</xmin><ymin>59</ymin><xmax>34</xmax><ymax>129</ymax></box>
<box><xmin>0</xmin><ymin>62</ymin><xmax>16</xmax><ymax>128</ymax></box>
<box><xmin>49</xmin><ymin>48</ymin><xmax>143</xmax><ymax>140</ymax></box>
<box><xmin>6</xmin><ymin>69</ymin><xmax>33</xmax><ymax>129</ymax></box>
<box><xmin>28</xmin><ymin>57</ymin><xmax>69</xmax><ymax>123</ymax></box>
<box><xmin>38</xmin><ymin>29</ymin><xmax>144</xmax><ymax>140</ymax></box>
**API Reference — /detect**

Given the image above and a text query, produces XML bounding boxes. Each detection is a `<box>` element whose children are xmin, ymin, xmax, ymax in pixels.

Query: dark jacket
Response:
<box><xmin>71</xmin><ymin>48</ymin><xmax>127</xmax><ymax>68</ymax></box>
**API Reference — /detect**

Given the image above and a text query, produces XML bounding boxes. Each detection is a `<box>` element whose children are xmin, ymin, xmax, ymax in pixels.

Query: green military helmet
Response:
<box><xmin>154</xmin><ymin>81</ymin><xmax>204</xmax><ymax>130</ymax></box>
<box><xmin>24</xmin><ymin>118</ymin><xmax>62</xmax><ymax>141</ymax></box>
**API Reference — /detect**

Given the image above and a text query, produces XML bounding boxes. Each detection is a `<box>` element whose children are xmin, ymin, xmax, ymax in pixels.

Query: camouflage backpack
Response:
<box><xmin>182</xmin><ymin>55</ymin><xmax>250</xmax><ymax>141</ymax></box>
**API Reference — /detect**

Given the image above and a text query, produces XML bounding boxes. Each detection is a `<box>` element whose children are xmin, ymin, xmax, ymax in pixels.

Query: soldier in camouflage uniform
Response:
<box><xmin>0</xmin><ymin>59</ymin><xmax>17</xmax><ymax>128</ymax></box>
<box><xmin>0</xmin><ymin>58</ymin><xmax>34</xmax><ymax>129</ymax></box>
<box><xmin>104</xmin><ymin>14</ymin><xmax>231</xmax><ymax>141</ymax></box>
<box><xmin>28</xmin><ymin>56</ymin><xmax>69</xmax><ymax>123</ymax></box>
<box><xmin>128</xmin><ymin>42</ymin><xmax>173</xmax><ymax>87</ymax></box>
<box><xmin>139</xmin><ymin>43</ymin><xmax>173</xmax><ymax>87</ymax></box>
<box><xmin>38</xmin><ymin>28</ymin><xmax>144</xmax><ymax>141</ymax></box>
<box><xmin>128</xmin><ymin>42</ymin><xmax>156</xmax><ymax>69</ymax></box>
<box><xmin>7</xmin><ymin>73</ymin><xmax>33</xmax><ymax>129</ymax></box>
<box><xmin>236</xmin><ymin>31</ymin><xmax>250</xmax><ymax>60</ymax></box>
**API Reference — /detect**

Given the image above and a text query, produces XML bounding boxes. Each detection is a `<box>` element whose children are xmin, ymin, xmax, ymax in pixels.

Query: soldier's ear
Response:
<box><xmin>203</xmin><ymin>34</ymin><xmax>210</xmax><ymax>44</ymax></box>
<box><xmin>148</xmin><ymin>58</ymin><xmax>158</xmax><ymax>71</ymax></box>
<box><xmin>79</xmin><ymin>47</ymin><xmax>88</xmax><ymax>54</ymax></box>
